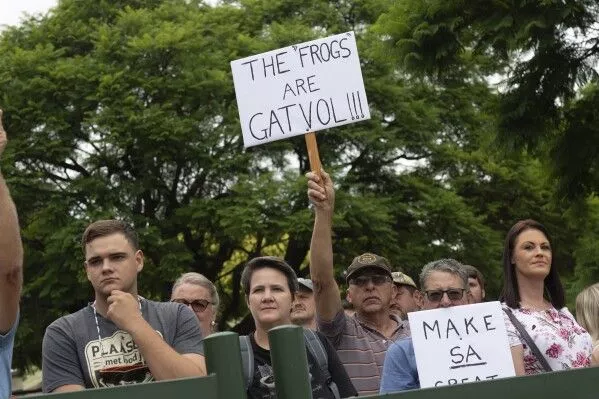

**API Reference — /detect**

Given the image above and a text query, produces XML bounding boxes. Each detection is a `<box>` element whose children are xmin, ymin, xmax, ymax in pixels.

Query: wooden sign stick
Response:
<box><xmin>305</xmin><ymin>132</ymin><xmax>322</xmax><ymax>181</ymax></box>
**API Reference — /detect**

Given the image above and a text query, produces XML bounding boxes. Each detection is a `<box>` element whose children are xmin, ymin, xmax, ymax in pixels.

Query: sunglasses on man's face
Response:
<box><xmin>171</xmin><ymin>298</ymin><xmax>212</xmax><ymax>312</ymax></box>
<box><xmin>424</xmin><ymin>288</ymin><xmax>465</xmax><ymax>302</ymax></box>
<box><xmin>350</xmin><ymin>275</ymin><xmax>392</xmax><ymax>287</ymax></box>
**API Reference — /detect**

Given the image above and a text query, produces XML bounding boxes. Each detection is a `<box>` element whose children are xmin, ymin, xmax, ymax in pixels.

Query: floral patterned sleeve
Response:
<box><xmin>500</xmin><ymin>303</ymin><xmax>592</xmax><ymax>375</ymax></box>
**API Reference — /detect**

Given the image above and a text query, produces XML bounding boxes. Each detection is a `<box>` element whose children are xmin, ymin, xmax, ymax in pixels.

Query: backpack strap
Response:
<box><xmin>303</xmin><ymin>329</ymin><xmax>340</xmax><ymax>399</ymax></box>
<box><xmin>503</xmin><ymin>307</ymin><xmax>552</xmax><ymax>372</ymax></box>
<box><xmin>239</xmin><ymin>335</ymin><xmax>254</xmax><ymax>390</ymax></box>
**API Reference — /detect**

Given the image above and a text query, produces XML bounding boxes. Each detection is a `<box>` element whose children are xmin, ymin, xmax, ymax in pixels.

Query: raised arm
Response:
<box><xmin>0</xmin><ymin>109</ymin><xmax>23</xmax><ymax>334</ymax></box>
<box><xmin>307</xmin><ymin>170</ymin><xmax>342</xmax><ymax>322</ymax></box>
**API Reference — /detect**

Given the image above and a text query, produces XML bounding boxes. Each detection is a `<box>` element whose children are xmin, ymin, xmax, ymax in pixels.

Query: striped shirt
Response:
<box><xmin>318</xmin><ymin>310</ymin><xmax>410</xmax><ymax>396</ymax></box>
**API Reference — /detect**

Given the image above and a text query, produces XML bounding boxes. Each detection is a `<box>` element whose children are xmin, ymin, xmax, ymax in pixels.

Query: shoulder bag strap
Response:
<box><xmin>503</xmin><ymin>307</ymin><xmax>552</xmax><ymax>372</ymax></box>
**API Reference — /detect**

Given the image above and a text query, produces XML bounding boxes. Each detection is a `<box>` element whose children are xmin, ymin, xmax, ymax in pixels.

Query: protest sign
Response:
<box><xmin>231</xmin><ymin>31</ymin><xmax>370</xmax><ymax>147</ymax></box>
<box><xmin>408</xmin><ymin>301</ymin><xmax>515</xmax><ymax>388</ymax></box>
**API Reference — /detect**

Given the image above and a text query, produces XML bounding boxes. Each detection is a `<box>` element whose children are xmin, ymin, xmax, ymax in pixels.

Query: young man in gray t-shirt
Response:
<box><xmin>42</xmin><ymin>220</ymin><xmax>206</xmax><ymax>393</ymax></box>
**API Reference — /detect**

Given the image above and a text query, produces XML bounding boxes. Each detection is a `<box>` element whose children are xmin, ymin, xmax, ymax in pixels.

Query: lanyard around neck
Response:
<box><xmin>91</xmin><ymin>296</ymin><xmax>143</xmax><ymax>356</ymax></box>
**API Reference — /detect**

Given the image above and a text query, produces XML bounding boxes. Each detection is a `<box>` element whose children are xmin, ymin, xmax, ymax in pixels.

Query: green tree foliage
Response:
<box><xmin>375</xmin><ymin>0</ymin><xmax>599</xmax><ymax>198</ymax></box>
<box><xmin>0</xmin><ymin>0</ymin><xmax>585</xmax><ymax>370</ymax></box>
<box><xmin>375</xmin><ymin>0</ymin><xmax>599</xmax><ymax>298</ymax></box>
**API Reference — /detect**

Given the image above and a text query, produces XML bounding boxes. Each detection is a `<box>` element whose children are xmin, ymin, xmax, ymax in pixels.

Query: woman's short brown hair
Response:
<box><xmin>241</xmin><ymin>256</ymin><xmax>299</xmax><ymax>298</ymax></box>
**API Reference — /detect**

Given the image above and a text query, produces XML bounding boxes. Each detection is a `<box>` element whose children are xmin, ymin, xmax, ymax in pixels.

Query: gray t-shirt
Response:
<box><xmin>42</xmin><ymin>299</ymin><xmax>203</xmax><ymax>392</ymax></box>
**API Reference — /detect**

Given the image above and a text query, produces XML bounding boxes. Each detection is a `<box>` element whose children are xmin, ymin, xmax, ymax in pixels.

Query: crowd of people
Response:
<box><xmin>1</xmin><ymin>111</ymin><xmax>598</xmax><ymax>399</ymax></box>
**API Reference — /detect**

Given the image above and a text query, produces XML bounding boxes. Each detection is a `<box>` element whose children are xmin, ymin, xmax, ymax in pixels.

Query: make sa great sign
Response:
<box><xmin>231</xmin><ymin>31</ymin><xmax>370</xmax><ymax>147</ymax></box>
<box><xmin>408</xmin><ymin>301</ymin><xmax>515</xmax><ymax>388</ymax></box>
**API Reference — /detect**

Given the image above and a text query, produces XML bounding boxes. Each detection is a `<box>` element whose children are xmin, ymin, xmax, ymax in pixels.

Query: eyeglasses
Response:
<box><xmin>350</xmin><ymin>275</ymin><xmax>392</xmax><ymax>287</ymax></box>
<box><xmin>171</xmin><ymin>298</ymin><xmax>213</xmax><ymax>312</ymax></box>
<box><xmin>424</xmin><ymin>289</ymin><xmax>465</xmax><ymax>302</ymax></box>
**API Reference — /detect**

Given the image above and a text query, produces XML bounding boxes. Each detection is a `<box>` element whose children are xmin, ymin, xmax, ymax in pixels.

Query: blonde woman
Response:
<box><xmin>171</xmin><ymin>272</ymin><xmax>219</xmax><ymax>338</ymax></box>
<box><xmin>576</xmin><ymin>283</ymin><xmax>599</xmax><ymax>366</ymax></box>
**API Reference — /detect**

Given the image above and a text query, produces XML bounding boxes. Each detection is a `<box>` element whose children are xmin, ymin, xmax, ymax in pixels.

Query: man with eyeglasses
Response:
<box><xmin>171</xmin><ymin>272</ymin><xmax>220</xmax><ymax>338</ymax></box>
<box><xmin>0</xmin><ymin>109</ymin><xmax>24</xmax><ymax>399</ymax></box>
<box><xmin>380</xmin><ymin>259</ymin><xmax>470</xmax><ymax>393</ymax></box>
<box><xmin>307</xmin><ymin>171</ymin><xmax>409</xmax><ymax>396</ymax></box>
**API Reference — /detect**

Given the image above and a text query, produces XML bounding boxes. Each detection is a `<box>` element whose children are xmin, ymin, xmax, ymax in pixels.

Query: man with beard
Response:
<box><xmin>462</xmin><ymin>264</ymin><xmax>486</xmax><ymax>303</ymax></box>
<box><xmin>0</xmin><ymin>109</ymin><xmax>23</xmax><ymax>399</ymax></box>
<box><xmin>307</xmin><ymin>171</ymin><xmax>409</xmax><ymax>396</ymax></box>
<box><xmin>42</xmin><ymin>220</ymin><xmax>206</xmax><ymax>392</ymax></box>
<box><xmin>291</xmin><ymin>278</ymin><xmax>317</xmax><ymax>329</ymax></box>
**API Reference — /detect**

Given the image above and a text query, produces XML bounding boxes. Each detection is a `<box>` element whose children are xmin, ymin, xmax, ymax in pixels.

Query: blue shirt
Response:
<box><xmin>380</xmin><ymin>337</ymin><xmax>419</xmax><ymax>394</ymax></box>
<box><xmin>0</xmin><ymin>314</ymin><xmax>18</xmax><ymax>399</ymax></box>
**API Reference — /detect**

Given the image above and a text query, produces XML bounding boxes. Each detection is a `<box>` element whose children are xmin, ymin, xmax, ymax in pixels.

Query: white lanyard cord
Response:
<box><xmin>91</xmin><ymin>296</ymin><xmax>143</xmax><ymax>356</ymax></box>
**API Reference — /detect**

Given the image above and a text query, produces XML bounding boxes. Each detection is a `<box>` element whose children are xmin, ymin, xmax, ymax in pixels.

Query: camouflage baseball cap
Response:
<box><xmin>297</xmin><ymin>278</ymin><xmax>314</xmax><ymax>291</ymax></box>
<box><xmin>346</xmin><ymin>253</ymin><xmax>392</xmax><ymax>282</ymax></box>
<box><xmin>391</xmin><ymin>271</ymin><xmax>417</xmax><ymax>289</ymax></box>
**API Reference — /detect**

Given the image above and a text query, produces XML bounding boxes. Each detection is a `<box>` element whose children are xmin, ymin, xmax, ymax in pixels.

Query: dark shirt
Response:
<box><xmin>247</xmin><ymin>331</ymin><xmax>357</xmax><ymax>399</ymax></box>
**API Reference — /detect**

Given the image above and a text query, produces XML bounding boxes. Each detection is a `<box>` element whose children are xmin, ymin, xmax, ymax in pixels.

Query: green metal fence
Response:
<box><xmin>24</xmin><ymin>374</ymin><xmax>218</xmax><ymax>398</ymax></box>
<box><xmin>203</xmin><ymin>325</ymin><xmax>599</xmax><ymax>399</ymax></box>
<box><xmin>27</xmin><ymin>325</ymin><xmax>599</xmax><ymax>399</ymax></box>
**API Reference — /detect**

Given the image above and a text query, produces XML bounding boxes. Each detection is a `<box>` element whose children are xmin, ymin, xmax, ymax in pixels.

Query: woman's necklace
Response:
<box><xmin>519</xmin><ymin>300</ymin><xmax>551</xmax><ymax>312</ymax></box>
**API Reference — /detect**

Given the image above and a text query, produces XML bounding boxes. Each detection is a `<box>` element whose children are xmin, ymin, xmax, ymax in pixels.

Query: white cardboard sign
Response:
<box><xmin>231</xmin><ymin>31</ymin><xmax>370</xmax><ymax>147</ymax></box>
<box><xmin>408</xmin><ymin>301</ymin><xmax>515</xmax><ymax>388</ymax></box>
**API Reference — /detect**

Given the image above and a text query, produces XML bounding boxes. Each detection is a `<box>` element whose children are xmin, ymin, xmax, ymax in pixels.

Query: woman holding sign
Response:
<box><xmin>500</xmin><ymin>219</ymin><xmax>592</xmax><ymax>375</ymax></box>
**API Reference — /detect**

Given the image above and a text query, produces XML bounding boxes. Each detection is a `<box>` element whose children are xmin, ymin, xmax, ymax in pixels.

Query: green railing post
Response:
<box><xmin>269</xmin><ymin>324</ymin><xmax>312</xmax><ymax>399</ymax></box>
<box><xmin>204</xmin><ymin>331</ymin><xmax>246</xmax><ymax>399</ymax></box>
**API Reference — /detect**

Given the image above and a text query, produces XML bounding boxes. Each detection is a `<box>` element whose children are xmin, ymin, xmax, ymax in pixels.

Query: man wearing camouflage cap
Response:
<box><xmin>390</xmin><ymin>272</ymin><xmax>423</xmax><ymax>320</ymax></box>
<box><xmin>307</xmin><ymin>170</ymin><xmax>409</xmax><ymax>396</ymax></box>
<box><xmin>290</xmin><ymin>278</ymin><xmax>317</xmax><ymax>329</ymax></box>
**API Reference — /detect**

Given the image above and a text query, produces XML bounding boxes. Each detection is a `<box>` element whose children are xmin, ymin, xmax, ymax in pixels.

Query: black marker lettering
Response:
<box><xmin>283</xmin><ymin>83</ymin><xmax>296</xmax><ymax>100</ymax></box>
<box><xmin>298</xmin><ymin>45</ymin><xmax>310</xmax><ymax>68</ymax></box>
<box><xmin>339</xmin><ymin>37</ymin><xmax>351</xmax><ymax>58</ymax></box>
<box><xmin>347</xmin><ymin>93</ymin><xmax>355</xmax><ymax>120</ymax></box>
<box><xmin>356</xmin><ymin>91</ymin><xmax>364</xmax><ymax>117</ymax></box>
<box><xmin>268</xmin><ymin>110</ymin><xmax>284</xmax><ymax>137</ymax></box>
<box><xmin>262</xmin><ymin>56</ymin><xmax>275</xmax><ymax>78</ymax></box>
<box><xmin>446</xmin><ymin>318</ymin><xmax>460</xmax><ymax>338</ymax></box>
<box><xmin>450</xmin><ymin>346</ymin><xmax>464</xmax><ymax>364</ymax></box>
<box><xmin>249</xmin><ymin>112</ymin><xmax>267</xmax><ymax>140</ymax></box>
<box><xmin>241</xmin><ymin>59</ymin><xmax>258</xmax><ymax>80</ymax></box>
<box><xmin>316</xmin><ymin>99</ymin><xmax>331</xmax><ymax>125</ymax></box>
<box><xmin>278</xmin><ymin>104</ymin><xmax>296</xmax><ymax>132</ymax></box>
<box><xmin>330</xmin><ymin>98</ymin><xmax>347</xmax><ymax>123</ymax></box>
<box><xmin>295</xmin><ymin>78</ymin><xmax>307</xmax><ymax>95</ymax></box>
<box><xmin>309</xmin><ymin>44</ymin><xmax>322</xmax><ymax>64</ymax></box>
<box><xmin>464</xmin><ymin>317</ymin><xmax>478</xmax><ymax>334</ymax></box>
<box><xmin>275</xmin><ymin>51</ymin><xmax>290</xmax><ymax>74</ymax></box>
<box><xmin>484</xmin><ymin>315</ymin><xmax>496</xmax><ymax>331</ymax></box>
<box><xmin>299</xmin><ymin>102</ymin><xmax>313</xmax><ymax>130</ymax></box>
<box><xmin>320</xmin><ymin>42</ymin><xmax>331</xmax><ymax>62</ymax></box>
<box><xmin>352</xmin><ymin>92</ymin><xmax>359</xmax><ymax>118</ymax></box>
<box><xmin>307</xmin><ymin>75</ymin><xmax>320</xmax><ymax>93</ymax></box>
<box><xmin>423</xmin><ymin>320</ymin><xmax>440</xmax><ymax>340</ymax></box>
